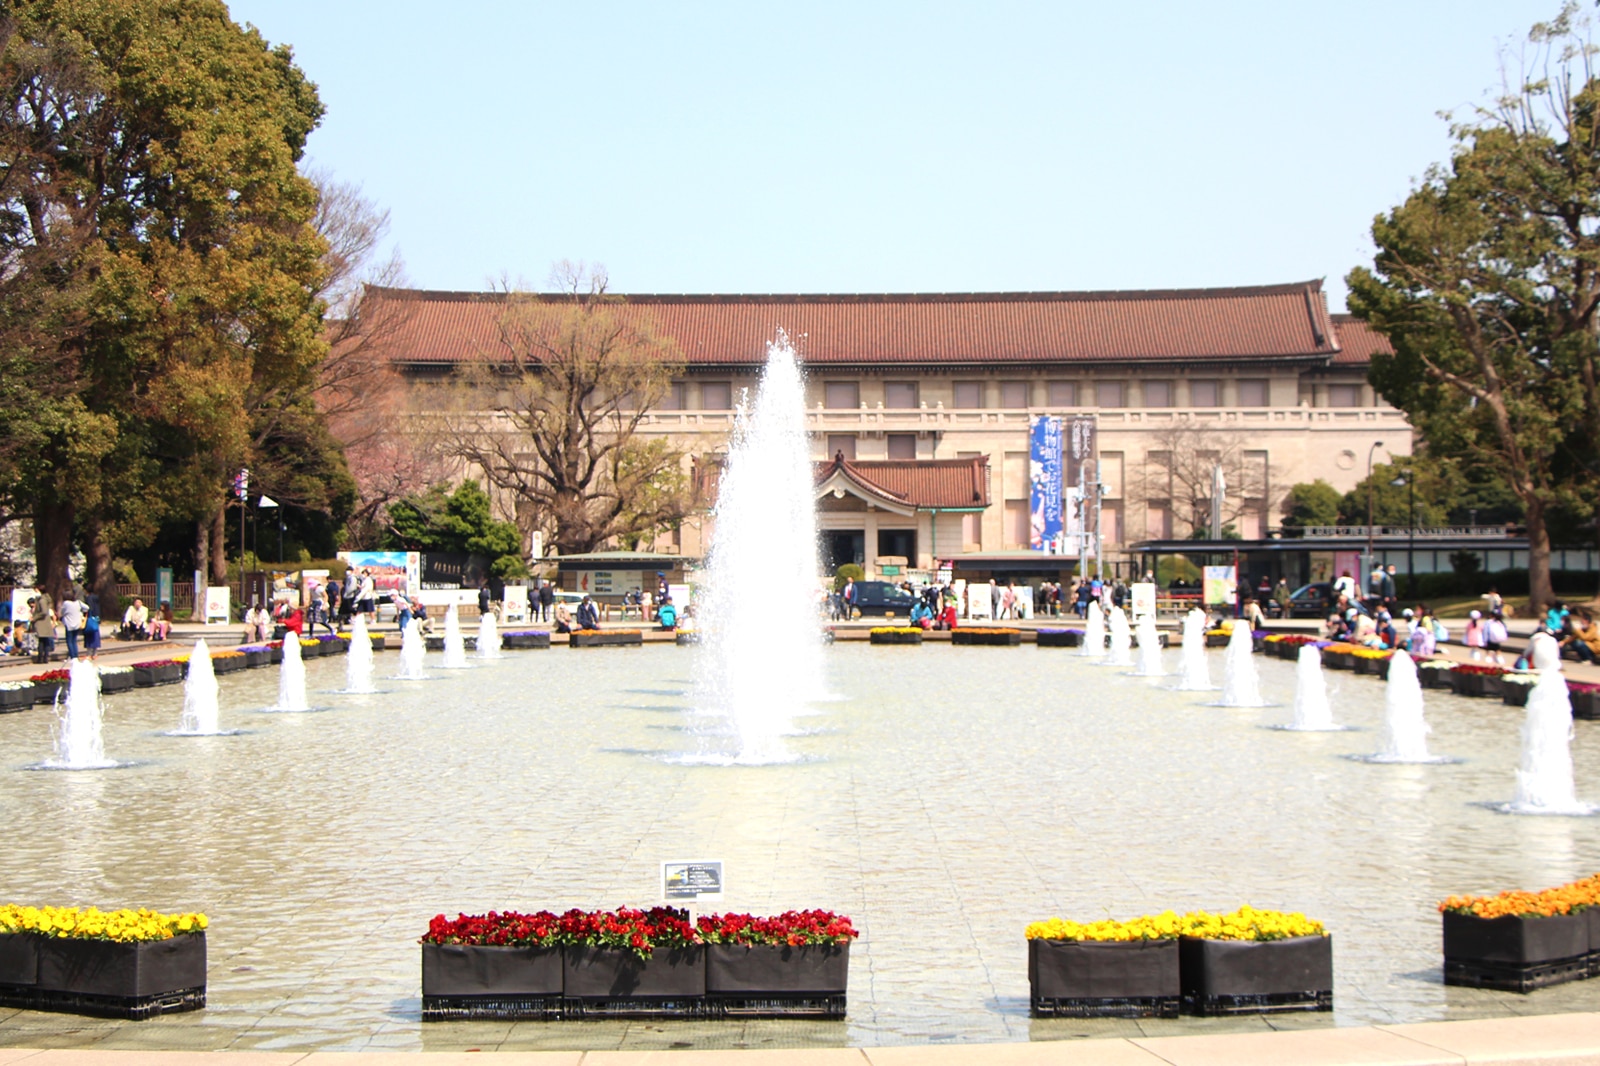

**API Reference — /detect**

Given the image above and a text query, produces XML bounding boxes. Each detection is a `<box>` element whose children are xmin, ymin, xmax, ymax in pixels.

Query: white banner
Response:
<box><xmin>1131</xmin><ymin>582</ymin><xmax>1157</xmax><ymax>619</ymax></box>
<box><xmin>967</xmin><ymin>582</ymin><xmax>993</xmax><ymax>619</ymax></box>
<box><xmin>203</xmin><ymin>586</ymin><xmax>231</xmax><ymax>624</ymax></box>
<box><xmin>502</xmin><ymin>585</ymin><xmax>529</xmax><ymax>622</ymax></box>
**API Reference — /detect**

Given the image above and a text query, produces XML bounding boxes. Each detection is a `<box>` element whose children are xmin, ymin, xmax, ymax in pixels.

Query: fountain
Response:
<box><xmin>44</xmin><ymin>658</ymin><xmax>115</xmax><ymax>769</ymax></box>
<box><xmin>275</xmin><ymin>634</ymin><xmax>310</xmax><ymax>711</ymax></box>
<box><xmin>396</xmin><ymin>618</ymin><xmax>427</xmax><ymax>680</ymax></box>
<box><xmin>476</xmin><ymin>609</ymin><xmax>502</xmax><ymax>659</ymax></box>
<box><xmin>176</xmin><ymin>639</ymin><xmax>222</xmax><ymax>734</ymax></box>
<box><xmin>1175</xmin><ymin>608</ymin><xmax>1213</xmax><ymax>691</ymax></box>
<box><xmin>1365</xmin><ymin>650</ymin><xmax>1446</xmax><ymax>762</ymax></box>
<box><xmin>1284</xmin><ymin>644</ymin><xmax>1339</xmax><ymax>730</ymax></box>
<box><xmin>693</xmin><ymin>330</ymin><xmax>822</xmax><ymax>764</ymax></box>
<box><xmin>1500</xmin><ymin>634</ymin><xmax>1595</xmax><ymax>814</ymax></box>
<box><xmin>344</xmin><ymin>613</ymin><xmax>377</xmax><ymax>693</ymax></box>
<box><xmin>1102</xmin><ymin>606</ymin><xmax>1134</xmax><ymax>667</ymax></box>
<box><xmin>1132</xmin><ymin>612</ymin><xmax>1165</xmax><ymax>677</ymax></box>
<box><xmin>1079</xmin><ymin>600</ymin><xmax>1106</xmax><ymax>658</ymax></box>
<box><xmin>441</xmin><ymin>604</ymin><xmax>470</xmax><ymax>669</ymax></box>
<box><xmin>1218</xmin><ymin>622</ymin><xmax>1264</xmax><ymax>707</ymax></box>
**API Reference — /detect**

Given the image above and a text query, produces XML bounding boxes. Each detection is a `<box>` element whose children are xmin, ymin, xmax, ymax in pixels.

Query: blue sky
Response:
<box><xmin>230</xmin><ymin>2</ymin><xmax>1563</xmax><ymax>308</ymax></box>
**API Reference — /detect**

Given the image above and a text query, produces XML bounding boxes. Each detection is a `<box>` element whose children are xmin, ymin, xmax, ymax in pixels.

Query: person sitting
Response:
<box><xmin>0</xmin><ymin>623</ymin><xmax>12</xmax><ymax>655</ymax></box>
<box><xmin>553</xmin><ymin>602</ymin><xmax>573</xmax><ymax>634</ymax></box>
<box><xmin>1562</xmin><ymin>607</ymin><xmax>1600</xmax><ymax>664</ymax></box>
<box><xmin>576</xmin><ymin>595</ymin><xmax>600</xmax><ymax>631</ymax></box>
<box><xmin>411</xmin><ymin>597</ymin><xmax>434</xmax><ymax>635</ymax></box>
<box><xmin>244</xmin><ymin>602</ymin><xmax>272</xmax><ymax>643</ymax></box>
<box><xmin>121</xmin><ymin>598</ymin><xmax>151</xmax><ymax>640</ymax></box>
<box><xmin>151</xmin><ymin>601</ymin><xmax>173</xmax><ymax>640</ymax></box>
<box><xmin>909</xmin><ymin>599</ymin><xmax>933</xmax><ymax>630</ymax></box>
<box><xmin>938</xmin><ymin>602</ymin><xmax>958</xmax><ymax>630</ymax></box>
<box><xmin>676</xmin><ymin>604</ymin><xmax>697</xmax><ymax>633</ymax></box>
<box><xmin>656</xmin><ymin>596</ymin><xmax>677</xmax><ymax>631</ymax></box>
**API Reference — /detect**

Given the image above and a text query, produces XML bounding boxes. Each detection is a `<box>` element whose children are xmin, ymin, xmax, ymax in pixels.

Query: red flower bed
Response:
<box><xmin>131</xmin><ymin>659</ymin><xmax>180</xmax><ymax>669</ymax></box>
<box><xmin>696</xmin><ymin>909</ymin><xmax>858</xmax><ymax>946</ymax></box>
<box><xmin>422</xmin><ymin>910</ymin><xmax>561</xmax><ymax>947</ymax></box>
<box><xmin>1452</xmin><ymin>663</ymin><xmax>1510</xmax><ymax>677</ymax></box>
<box><xmin>28</xmin><ymin>669</ymin><xmax>69</xmax><ymax>683</ymax></box>
<box><xmin>1568</xmin><ymin>681</ymin><xmax>1600</xmax><ymax>694</ymax></box>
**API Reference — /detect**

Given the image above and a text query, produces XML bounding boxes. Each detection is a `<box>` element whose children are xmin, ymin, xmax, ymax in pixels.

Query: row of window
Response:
<box><xmin>657</xmin><ymin>380</ymin><xmax>1365</xmax><ymax>411</ymax></box>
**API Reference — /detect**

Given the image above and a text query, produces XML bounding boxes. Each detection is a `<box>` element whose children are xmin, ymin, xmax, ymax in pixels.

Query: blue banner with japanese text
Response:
<box><xmin>1029</xmin><ymin>415</ymin><xmax>1063</xmax><ymax>551</ymax></box>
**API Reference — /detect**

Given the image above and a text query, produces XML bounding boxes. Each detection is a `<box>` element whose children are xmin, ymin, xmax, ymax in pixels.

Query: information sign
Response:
<box><xmin>203</xmin><ymin>586</ymin><xmax>232</xmax><ymax>624</ymax></box>
<box><xmin>502</xmin><ymin>585</ymin><xmax>529</xmax><ymax>622</ymax></box>
<box><xmin>661</xmin><ymin>860</ymin><xmax>724</xmax><ymax>903</ymax></box>
<box><xmin>1130</xmin><ymin>582</ymin><xmax>1157</xmax><ymax>619</ymax></box>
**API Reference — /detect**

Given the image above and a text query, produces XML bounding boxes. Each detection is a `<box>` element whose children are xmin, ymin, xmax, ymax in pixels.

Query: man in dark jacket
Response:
<box><xmin>576</xmin><ymin>595</ymin><xmax>600</xmax><ymax>631</ymax></box>
<box><xmin>538</xmin><ymin>580</ymin><xmax>554</xmax><ymax>622</ymax></box>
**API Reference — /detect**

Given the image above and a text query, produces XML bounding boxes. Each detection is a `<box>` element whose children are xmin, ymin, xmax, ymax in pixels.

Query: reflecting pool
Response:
<box><xmin>0</xmin><ymin>644</ymin><xmax>1596</xmax><ymax>1052</ymax></box>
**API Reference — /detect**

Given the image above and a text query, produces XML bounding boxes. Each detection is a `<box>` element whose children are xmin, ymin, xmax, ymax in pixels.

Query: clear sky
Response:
<box><xmin>229</xmin><ymin>1</ymin><xmax>1562</xmax><ymax>309</ymax></box>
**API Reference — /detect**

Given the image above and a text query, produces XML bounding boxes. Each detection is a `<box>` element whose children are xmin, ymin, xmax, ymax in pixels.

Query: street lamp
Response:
<box><xmin>1390</xmin><ymin>471</ymin><xmax>1415</xmax><ymax>600</ymax></box>
<box><xmin>258</xmin><ymin>495</ymin><xmax>282</xmax><ymax>565</ymax></box>
<box><xmin>1365</xmin><ymin>441</ymin><xmax>1385</xmax><ymax>597</ymax></box>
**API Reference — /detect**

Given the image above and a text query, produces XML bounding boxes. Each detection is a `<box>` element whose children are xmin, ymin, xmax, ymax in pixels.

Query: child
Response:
<box><xmin>1483</xmin><ymin>612</ymin><xmax>1509</xmax><ymax>666</ymax></box>
<box><xmin>1464</xmin><ymin>610</ymin><xmax>1485</xmax><ymax>662</ymax></box>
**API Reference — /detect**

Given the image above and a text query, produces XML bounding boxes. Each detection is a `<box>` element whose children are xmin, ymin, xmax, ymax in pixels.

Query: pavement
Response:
<box><xmin>0</xmin><ymin>1011</ymin><xmax>1597</xmax><ymax>1063</ymax></box>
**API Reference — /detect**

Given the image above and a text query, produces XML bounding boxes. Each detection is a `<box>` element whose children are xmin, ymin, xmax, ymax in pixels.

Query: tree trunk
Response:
<box><xmin>1525</xmin><ymin>497</ymin><xmax>1554</xmax><ymax>614</ymax></box>
<box><xmin>209</xmin><ymin>505</ymin><xmax>228</xmax><ymax>586</ymax></box>
<box><xmin>194</xmin><ymin>516</ymin><xmax>210</xmax><ymax>597</ymax></box>
<box><xmin>32</xmin><ymin>498</ymin><xmax>74</xmax><ymax>604</ymax></box>
<box><xmin>81</xmin><ymin>513</ymin><xmax>119</xmax><ymax>615</ymax></box>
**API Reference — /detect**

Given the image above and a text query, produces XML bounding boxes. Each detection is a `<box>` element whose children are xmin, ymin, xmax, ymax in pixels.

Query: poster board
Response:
<box><xmin>1130</xmin><ymin>582</ymin><xmax>1157</xmax><ymax>619</ymax></box>
<box><xmin>967</xmin><ymin>582</ymin><xmax>993</xmax><ymax>619</ymax></box>
<box><xmin>1014</xmin><ymin>586</ymin><xmax>1035</xmax><ymax>619</ymax></box>
<box><xmin>203</xmin><ymin>586</ymin><xmax>231</xmax><ymax>624</ymax></box>
<box><xmin>9</xmin><ymin>589</ymin><xmax>33</xmax><ymax>626</ymax></box>
<box><xmin>1202</xmin><ymin>566</ymin><xmax>1236</xmax><ymax>607</ymax></box>
<box><xmin>502</xmin><ymin>585</ymin><xmax>529</xmax><ymax>622</ymax></box>
<box><xmin>337</xmin><ymin>550</ymin><xmax>420</xmax><ymax>599</ymax></box>
<box><xmin>573</xmin><ymin>570</ymin><xmax>644</xmax><ymax>598</ymax></box>
<box><xmin>661</xmin><ymin>860</ymin><xmax>724</xmax><ymax>904</ymax></box>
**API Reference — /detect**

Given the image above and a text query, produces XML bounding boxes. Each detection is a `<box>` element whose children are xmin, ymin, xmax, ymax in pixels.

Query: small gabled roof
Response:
<box><xmin>1329</xmin><ymin>314</ymin><xmax>1394</xmax><ymax>366</ymax></box>
<box><xmin>814</xmin><ymin>455</ymin><xmax>990</xmax><ymax>512</ymax></box>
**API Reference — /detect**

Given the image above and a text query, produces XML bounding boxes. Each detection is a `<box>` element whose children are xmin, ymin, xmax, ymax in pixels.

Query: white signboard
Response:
<box><xmin>9</xmin><ymin>589</ymin><xmax>34</xmax><ymax>628</ymax></box>
<box><xmin>1130</xmin><ymin>582</ymin><xmax>1157</xmax><ymax>619</ymax></box>
<box><xmin>502</xmin><ymin>585</ymin><xmax>529</xmax><ymax>622</ymax></box>
<box><xmin>1015</xmin><ymin>586</ymin><xmax>1035</xmax><ymax>620</ymax></box>
<box><xmin>661</xmin><ymin>860</ymin><xmax>724</xmax><ymax>903</ymax></box>
<box><xmin>967</xmin><ymin>582</ymin><xmax>993</xmax><ymax>619</ymax></box>
<box><xmin>574</xmin><ymin>570</ymin><xmax>643</xmax><ymax>597</ymax></box>
<box><xmin>203</xmin><ymin>586</ymin><xmax>231</xmax><ymax>624</ymax></box>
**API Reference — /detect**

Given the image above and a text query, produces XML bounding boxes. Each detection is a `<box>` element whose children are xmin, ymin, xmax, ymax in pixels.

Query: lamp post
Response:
<box><xmin>1365</xmin><ymin>441</ymin><xmax>1385</xmax><ymax>598</ymax></box>
<box><xmin>258</xmin><ymin>495</ymin><xmax>282</xmax><ymax>565</ymax></box>
<box><xmin>1390</xmin><ymin>471</ymin><xmax>1415</xmax><ymax>599</ymax></box>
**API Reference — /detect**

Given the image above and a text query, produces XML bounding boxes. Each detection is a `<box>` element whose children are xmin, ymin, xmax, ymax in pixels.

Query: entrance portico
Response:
<box><xmin>814</xmin><ymin>454</ymin><xmax>990</xmax><ymax>578</ymax></box>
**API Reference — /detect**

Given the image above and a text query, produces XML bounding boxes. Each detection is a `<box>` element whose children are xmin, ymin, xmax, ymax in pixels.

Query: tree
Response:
<box><xmin>1280</xmin><ymin>480</ymin><xmax>1342</xmax><ymax>530</ymax></box>
<box><xmin>382</xmin><ymin>480</ymin><xmax>526</xmax><ymax>578</ymax></box>
<box><xmin>1347</xmin><ymin>4</ymin><xmax>1600</xmax><ymax>608</ymax></box>
<box><xmin>432</xmin><ymin>264</ymin><xmax>692</xmax><ymax>556</ymax></box>
<box><xmin>1135</xmin><ymin>422</ymin><xmax>1278</xmax><ymax>538</ymax></box>
<box><xmin>1335</xmin><ymin>457</ymin><xmax>1454</xmax><ymax>528</ymax></box>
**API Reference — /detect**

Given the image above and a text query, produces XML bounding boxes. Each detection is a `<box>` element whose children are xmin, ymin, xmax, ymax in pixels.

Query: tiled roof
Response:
<box><xmin>1329</xmin><ymin>314</ymin><xmax>1393</xmax><ymax>366</ymax></box>
<box><xmin>363</xmin><ymin>281</ymin><xmax>1342</xmax><ymax>367</ymax></box>
<box><xmin>816</xmin><ymin>455</ymin><xmax>990</xmax><ymax>510</ymax></box>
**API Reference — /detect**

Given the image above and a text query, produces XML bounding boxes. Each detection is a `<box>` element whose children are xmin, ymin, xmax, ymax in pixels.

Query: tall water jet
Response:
<box><xmin>1218</xmin><ymin>622</ymin><xmax>1264</xmax><ymax>707</ymax></box>
<box><xmin>1102</xmin><ymin>607</ymin><xmax>1134</xmax><ymax>667</ymax></box>
<box><xmin>344</xmin><ymin>613</ymin><xmax>376</xmax><ymax>693</ymax></box>
<box><xmin>441</xmin><ymin>604</ymin><xmax>469</xmax><ymax>669</ymax></box>
<box><xmin>1368</xmin><ymin>650</ymin><xmax>1440</xmax><ymax>761</ymax></box>
<box><xmin>48</xmin><ymin>658</ymin><xmax>114</xmax><ymax>769</ymax></box>
<box><xmin>693</xmin><ymin>330</ymin><xmax>821</xmax><ymax>764</ymax></box>
<box><xmin>1285</xmin><ymin>644</ymin><xmax>1338</xmax><ymax>730</ymax></box>
<box><xmin>1079</xmin><ymin>601</ymin><xmax>1106</xmax><ymax>658</ymax></box>
<box><xmin>396</xmin><ymin>618</ymin><xmax>427</xmax><ymax>681</ymax></box>
<box><xmin>476</xmin><ymin>610</ymin><xmax>502</xmax><ymax>659</ymax></box>
<box><xmin>1176</xmin><ymin>608</ymin><xmax>1213</xmax><ymax>691</ymax></box>
<box><xmin>1501</xmin><ymin>634</ymin><xmax>1594</xmax><ymax>814</ymax></box>
<box><xmin>276</xmin><ymin>634</ymin><xmax>309</xmax><ymax>711</ymax></box>
<box><xmin>1132</xmin><ymin>613</ymin><xmax>1165</xmax><ymax>676</ymax></box>
<box><xmin>177</xmin><ymin>639</ymin><xmax>222</xmax><ymax>734</ymax></box>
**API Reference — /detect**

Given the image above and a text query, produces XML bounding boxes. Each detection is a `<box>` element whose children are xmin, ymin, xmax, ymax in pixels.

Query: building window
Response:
<box><xmin>1190</xmin><ymin>379</ymin><xmax>1220</xmax><ymax>407</ymax></box>
<box><xmin>1238</xmin><ymin>379</ymin><xmax>1269</xmax><ymax>407</ymax></box>
<box><xmin>953</xmin><ymin>381</ymin><xmax>985</xmax><ymax>408</ymax></box>
<box><xmin>826</xmin><ymin>434</ymin><xmax>856</xmax><ymax>460</ymax></box>
<box><xmin>825</xmin><ymin>381</ymin><xmax>859</xmax><ymax>409</ymax></box>
<box><xmin>1095</xmin><ymin>381</ymin><xmax>1125</xmax><ymax>408</ymax></box>
<box><xmin>884</xmin><ymin>381</ymin><xmax>919</xmax><ymax>409</ymax></box>
<box><xmin>878</xmin><ymin>528</ymin><xmax>916</xmax><ymax>561</ymax></box>
<box><xmin>658</xmin><ymin>381</ymin><xmax>688</xmax><ymax>410</ymax></box>
<box><xmin>1000</xmin><ymin>380</ymin><xmax>1030</xmax><ymax>408</ymax></box>
<box><xmin>1047</xmin><ymin>380</ymin><xmax>1076</xmax><ymax>406</ymax></box>
<box><xmin>1143</xmin><ymin>380</ymin><xmax>1172</xmax><ymax>407</ymax></box>
<box><xmin>702</xmin><ymin>381</ymin><xmax>733</xmax><ymax>410</ymax></box>
<box><xmin>886</xmin><ymin>433</ymin><xmax>917</xmax><ymax>460</ymax></box>
<box><xmin>1328</xmin><ymin>383</ymin><xmax>1363</xmax><ymax>407</ymax></box>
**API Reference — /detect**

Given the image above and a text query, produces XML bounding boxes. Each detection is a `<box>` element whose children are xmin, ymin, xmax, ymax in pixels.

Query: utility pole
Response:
<box><xmin>1364</xmin><ymin>441</ymin><xmax>1385</xmax><ymax>598</ymax></box>
<box><xmin>1093</xmin><ymin>460</ymin><xmax>1105</xmax><ymax>581</ymax></box>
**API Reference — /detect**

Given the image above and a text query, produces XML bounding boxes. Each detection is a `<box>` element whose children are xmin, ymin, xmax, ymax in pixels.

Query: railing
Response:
<box><xmin>637</xmin><ymin>405</ymin><xmax>1410</xmax><ymax>431</ymax></box>
<box><xmin>0</xmin><ymin>583</ymin><xmax>196</xmax><ymax>617</ymax></box>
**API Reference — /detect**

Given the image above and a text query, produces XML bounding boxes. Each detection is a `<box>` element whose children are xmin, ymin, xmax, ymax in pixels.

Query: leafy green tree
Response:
<box><xmin>1280</xmin><ymin>480</ymin><xmax>1342</xmax><ymax>529</ymax></box>
<box><xmin>383</xmin><ymin>480</ymin><xmax>527</xmax><ymax>578</ymax></box>
<box><xmin>1335</xmin><ymin>458</ymin><xmax>1452</xmax><ymax>528</ymax></box>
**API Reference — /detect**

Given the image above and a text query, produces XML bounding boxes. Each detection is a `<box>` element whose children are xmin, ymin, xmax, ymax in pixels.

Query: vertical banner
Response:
<box><xmin>1203</xmin><ymin>566</ymin><xmax>1237</xmax><ymax>607</ymax></box>
<box><xmin>1029</xmin><ymin>416</ymin><xmax>1064</xmax><ymax>551</ymax></box>
<box><xmin>1063</xmin><ymin>416</ymin><xmax>1097</xmax><ymax>549</ymax></box>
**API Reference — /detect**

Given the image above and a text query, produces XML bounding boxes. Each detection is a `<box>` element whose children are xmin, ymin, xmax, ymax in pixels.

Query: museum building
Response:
<box><xmin>367</xmin><ymin>278</ymin><xmax>1409</xmax><ymax>580</ymax></box>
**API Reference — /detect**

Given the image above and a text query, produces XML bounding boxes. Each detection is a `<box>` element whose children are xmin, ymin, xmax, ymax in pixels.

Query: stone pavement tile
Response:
<box><xmin>863</xmin><ymin>1041</ymin><xmax>1169</xmax><ymax>1066</ymax></box>
<box><xmin>1129</xmin><ymin>1026</ymin><xmax>1461</xmax><ymax>1066</ymax></box>
<box><xmin>301</xmin><ymin>1054</ymin><xmax>582</xmax><ymax>1065</ymax></box>
<box><xmin>22</xmin><ymin>1054</ymin><xmax>305</xmax><ymax>1066</ymax></box>
<box><xmin>1377</xmin><ymin>1011</ymin><xmax>1600</xmax><ymax>1063</ymax></box>
<box><xmin>584</xmin><ymin>1052</ymin><xmax>868</xmax><ymax>1066</ymax></box>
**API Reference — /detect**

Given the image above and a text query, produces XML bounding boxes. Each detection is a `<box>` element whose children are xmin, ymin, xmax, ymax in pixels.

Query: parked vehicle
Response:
<box><xmin>850</xmin><ymin>581</ymin><xmax>918</xmax><ymax>618</ymax></box>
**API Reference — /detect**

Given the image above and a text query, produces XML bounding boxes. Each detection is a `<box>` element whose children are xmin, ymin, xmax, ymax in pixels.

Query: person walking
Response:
<box><xmin>59</xmin><ymin>587</ymin><xmax>84</xmax><ymax>660</ymax></box>
<box><xmin>82</xmin><ymin>592</ymin><xmax>102</xmax><ymax>660</ymax></box>
<box><xmin>356</xmin><ymin>569</ymin><xmax>376</xmax><ymax>624</ymax></box>
<box><xmin>30</xmin><ymin>584</ymin><xmax>55</xmax><ymax>664</ymax></box>
<box><xmin>1272</xmin><ymin>577</ymin><xmax>1292</xmax><ymax>619</ymax></box>
<box><xmin>538</xmin><ymin>580</ymin><xmax>554</xmax><ymax>623</ymax></box>
<box><xmin>1380</xmin><ymin>565</ymin><xmax>1399</xmax><ymax>611</ymax></box>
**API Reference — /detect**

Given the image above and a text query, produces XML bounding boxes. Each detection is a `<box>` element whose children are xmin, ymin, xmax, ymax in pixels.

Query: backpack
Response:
<box><xmin>1432</xmin><ymin>618</ymin><xmax>1449</xmax><ymax>643</ymax></box>
<box><xmin>1486</xmin><ymin>618</ymin><xmax>1508</xmax><ymax>644</ymax></box>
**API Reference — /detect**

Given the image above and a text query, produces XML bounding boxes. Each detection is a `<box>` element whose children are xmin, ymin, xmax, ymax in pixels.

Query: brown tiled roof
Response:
<box><xmin>816</xmin><ymin>456</ymin><xmax>990</xmax><ymax>509</ymax></box>
<box><xmin>364</xmin><ymin>281</ymin><xmax>1341</xmax><ymax>367</ymax></box>
<box><xmin>1329</xmin><ymin>314</ymin><xmax>1393</xmax><ymax>366</ymax></box>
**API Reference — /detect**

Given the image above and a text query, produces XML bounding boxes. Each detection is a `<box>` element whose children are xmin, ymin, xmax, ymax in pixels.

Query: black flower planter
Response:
<box><xmin>1036</xmin><ymin>629</ymin><xmax>1084</xmax><ymax>648</ymax></box>
<box><xmin>1251</xmin><ymin>635</ymin><xmax>1266</xmax><ymax>654</ymax></box>
<box><xmin>420</xmin><ymin>943</ymin><xmax>563</xmax><ymax>1020</ymax></box>
<box><xmin>569</xmin><ymin>631</ymin><xmax>644</xmax><ymax>648</ymax></box>
<box><xmin>1205</xmin><ymin>633</ymin><xmax>1230</xmax><ymax>648</ymax></box>
<box><xmin>674</xmin><ymin>631</ymin><xmax>701</xmax><ymax>646</ymax></box>
<box><xmin>1029</xmin><ymin>938</ymin><xmax>1179</xmax><ymax>1018</ymax></box>
<box><xmin>242</xmin><ymin>649</ymin><xmax>270</xmax><ymax>669</ymax></box>
<box><xmin>31</xmin><ymin>680</ymin><xmax>65</xmax><ymax>705</ymax></box>
<box><xmin>870</xmin><ymin>630</ymin><xmax>922</xmax><ymax>645</ymax></box>
<box><xmin>98</xmin><ymin>672</ymin><xmax>135</xmax><ymax>695</ymax></box>
<box><xmin>1453</xmin><ymin>672</ymin><xmax>1506</xmax><ymax>699</ymax></box>
<box><xmin>368</xmin><ymin>635</ymin><xmax>387</xmax><ymax>652</ymax></box>
<box><xmin>1502</xmin><ymin>682</ymin><xmax>1535</xmax><ymax>708</ymax></box>
<box><xmin>951</xmin><ymin>629</ymin><xmax>1022</xmax><ymax>646</ymax></box>
<box><xmin>268</xmin><ymin>645</ymin><xmax>284</xmax><ymax>664</ymax></box>
<box><xmin>0</xmin><ymin>932</ymin><xmax>37</xmax><ymax>985</ymax></box>
<box><xmin>1178</xmin><ymin>935</ymin><xmax>1332</xmax><ymax>1015</ymax></box>
<box><xmin>133</xmin><ymin>664</ymin><xmax>182</xmax><ymax>687</ymax></box>
<box><xmin>299</xmin><ymin>641</ymin><xmax>325</xmax><ymax>659</ymax></box>
<box><xmin>502</xmin><ymin>631</ymin><xmax>552</xmax><ymax>650</ymax></box>
<box><xmin>562</xmin><ymin>945</ymin><xmax>704</xmax><ymax>1016</ymax></box>
<box><xmin>1573</xmin><ymin>690</ymin><xmax>1600</xmax><ymax>721</ymax></box>
<box><xmin>1419</xmin><ymin>667</ymin><xmax>1456</xmax><ymax>690</ymax></box>
<box><xmin>16</xmin><ymin>933</ymin><xmax>207</xmax><ymax>1019</ymax></box>
<box><xmin>209</xmin><ymin>656</ymin><xmax>246</xmax><ymax>675</ymax></box>
<box><xmin>1322</xmin><ymin>652</ymin><xmax>1352</xmax><ymax>671</ymax></box>
<box><xmin>1442</xmin><ymin>911</ymin><xmax>1590</xmax><ymax>991</ymax></box>
<box><xmin>0</xmin><ymin>686</ymin><xmax>35</xmax><ymax>712</ymax></box>
<box><xmin>705</xmin><ymin>943</ymin><xmax>848</xmax><ymax>1017</ymax></box>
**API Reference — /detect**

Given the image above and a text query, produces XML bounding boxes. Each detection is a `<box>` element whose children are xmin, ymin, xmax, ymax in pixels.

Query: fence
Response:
<box><xmin>0</xmin><ymin>583</ymin><xmax>196</xmax><ymax>621</ymax></box>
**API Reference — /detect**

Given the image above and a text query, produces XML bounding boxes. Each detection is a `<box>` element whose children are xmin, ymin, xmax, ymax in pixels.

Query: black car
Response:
<box><xmin>1286</xmin><ymin>582</ymin><xmax>1336</xmax><ymax>619</ymax></box>
<box><xmin>849</xmin><ymin>581</ymin><xmax>918</xmax><ymax>618</ymax></box>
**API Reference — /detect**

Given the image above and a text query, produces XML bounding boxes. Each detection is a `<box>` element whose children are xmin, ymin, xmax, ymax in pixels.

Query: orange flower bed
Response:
<box><xmin>1440</xmin><ymin>873</ymin><xmax>1600</xmax><ymax>918</ymax></box>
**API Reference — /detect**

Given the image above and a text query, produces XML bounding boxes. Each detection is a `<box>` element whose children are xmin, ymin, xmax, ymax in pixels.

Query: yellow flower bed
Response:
<box><xmin>1349</xmin><ymin>647</ymin><xmax>1392</xmax><ymax>659</ymax></box>
<box><xmin>0</xmin><ymin>904</ymin><xmax>208</xmax><ymax>942</ymax></box>
<box><xmin>1027</xmin><ymin>905</ymin><xmax>1325</xmax><ymax>942</ymax></box>
<box><xmin>210</xmin><ymin>650</ymin><xmax>245</xmax><ymax>659</ymax></box>
<box><xmin>870</xmin><ymin>626</ymin><xmax>922</xmax><ymax>635</ymax></box>
<box><xmin>1205</xmin><ymin>621</ymin><xmax>1235</xmax><ymax>636</ymax></box>
<box><xmin>1441</xmin><ymin>873</ymin><xmax>1600</xmax><ymax>919</ymax></box>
